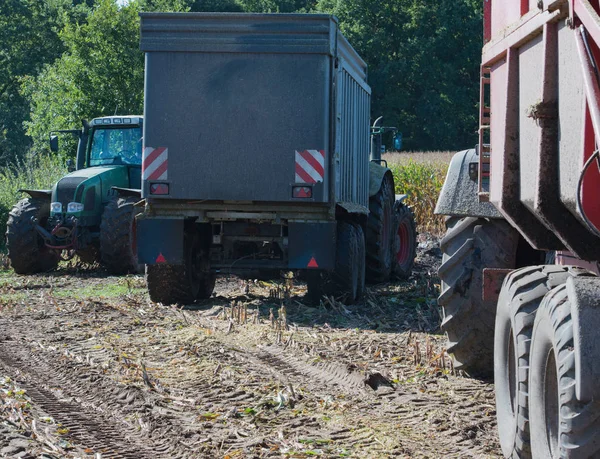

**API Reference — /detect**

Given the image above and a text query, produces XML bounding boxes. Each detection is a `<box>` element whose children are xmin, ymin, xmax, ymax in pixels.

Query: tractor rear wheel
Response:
<box><xmin>146</xmin><ymin>231</ymin><xmax>215</xmax><ymax>305</ymax></box>
<box><xmin>100</xmin><ymin>197</ymin><xmax>142</xmax><ymax>274</ymax></box>
<box><xmin>391</xmin><ymin>201</ymin><xmax>416</xmax><ymax>279</ymax></box>
<box><xmin>6</xmin><ymin>198</ymin><xmax>59</xmax><ymax>274</ymax></box>
<box><xmin>438</xmin><ymin>216</ymin><xmax>519</xmax><ymax>377</ymax></box>
<box><xmin>366</xmin><ymin>174</ymin><xmax>394</xmax><ymax>283</ymax></box>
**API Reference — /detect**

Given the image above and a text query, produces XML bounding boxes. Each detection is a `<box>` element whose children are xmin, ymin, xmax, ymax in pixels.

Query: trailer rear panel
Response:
<box><xmin>140</xmin><ymin>13</ymin><xmax>370</xmax><ymax>208</ymax></box>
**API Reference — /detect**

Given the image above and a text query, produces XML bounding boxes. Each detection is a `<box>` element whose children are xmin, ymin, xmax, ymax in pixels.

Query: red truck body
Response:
<box><xmin>481</xmin><ymin>0</ymin><xmax>600</xmax><ymax>270</ymax></box>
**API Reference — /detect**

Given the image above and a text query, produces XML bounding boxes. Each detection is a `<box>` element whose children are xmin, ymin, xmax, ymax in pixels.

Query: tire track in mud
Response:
<box><xmin>0</xmin><ymin>340</ymin><xmax>195</xmax><ymax>458</ymax></box>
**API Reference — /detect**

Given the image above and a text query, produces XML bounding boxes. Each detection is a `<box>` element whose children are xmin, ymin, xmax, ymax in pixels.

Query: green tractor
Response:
<box><xmin>5</xmin><ymin>116</ymin><xmax>144</xmax><ymax>275</ymax></box>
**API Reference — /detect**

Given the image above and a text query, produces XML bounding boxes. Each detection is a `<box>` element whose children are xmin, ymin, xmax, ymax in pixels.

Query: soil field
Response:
<box><xmin>0</xmin><ymin>236</ymin><xmax>501</xmax><ymax>459</ymax></box>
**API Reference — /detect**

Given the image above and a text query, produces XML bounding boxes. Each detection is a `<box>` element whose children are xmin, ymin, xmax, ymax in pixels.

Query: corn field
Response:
<box><xmin>385</xmin><ymin>151</ymin><xmax>453</xmax><ymax>235</ymax></box>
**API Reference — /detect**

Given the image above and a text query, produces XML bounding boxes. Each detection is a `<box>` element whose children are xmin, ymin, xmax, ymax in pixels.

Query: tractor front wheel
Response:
<box><xmin>391</xmin><ymin>201</ymin><xmax>416</xmax><ymax>279</ymax></box>
<box><xmin>5</xmin><ymin>198</ymin><xmax>59</xmax><ymax>274</ymax></box>
<box><xmin>100</xmin><ymin>197</ymin><xmax>142</xmax><ymax>274</ymax></box>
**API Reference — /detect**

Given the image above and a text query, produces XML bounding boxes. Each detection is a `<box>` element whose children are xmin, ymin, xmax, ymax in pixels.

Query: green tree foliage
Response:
<box><xmin>316</xmin><ymin>0</ymin><xmax>482</xmax><ymax>150</ymax></box>
<box><xmin>0</xmin><ymin>0</ymin><xmax>92</xmax><ymax>162</ymax></box>
<box><xmin>20</xmin><ymin>0</ymin><xmax>482</xmax><ymax>156</ymax></box>
<box><xmin>22</xmin><ymin>0</ymin><xmax>186</xmax><ymax>155</ymax></box>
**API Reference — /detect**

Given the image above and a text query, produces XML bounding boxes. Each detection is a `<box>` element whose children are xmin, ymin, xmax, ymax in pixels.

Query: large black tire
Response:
<box><xmin>438</xmin><ymin>216</ymin><xmax>519</xmax><ymax>377</ymax></box>
<box><xmin>529</xmin><ymin>277</ymin><xmax>600</xmax><ymax>459</ymax></box>
<box><xmin>391</xmin><ymin>201</ymin><xmax>417</xmax><ymax>279</ymax></box>
<box><xmin>146</xmin><ymin>231</ymin><xmax>215</xmax><ymax>305</ymax></box>
<box><xmin>366</xmin><ymin>174</ymin><xmax>394</xmax><ymax>283</ymax></box>
<box><xmin>100</xmin><ymin>197</ymin><xmax>142</xmax><ymax>274</ymax></box>
<box><xmin>494</xmin><ymin>265</ymin><xmax>583</xmax><ymax>459</ymax></box>
<box><xmin>306</xmin><ymin>221</ymin><xmax>365</xmax><ymax>305</ymax></box>
<box><xmin>5</xmin><ymin>198</ymin><xmax>59</xmax><ymax>274</ymax></box>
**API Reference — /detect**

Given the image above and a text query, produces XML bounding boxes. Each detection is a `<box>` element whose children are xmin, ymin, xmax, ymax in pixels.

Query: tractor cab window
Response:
<box><xmin>89</xmin><ymin>126</ymin><xmax>142</xmax><ymax>166</ymax></box>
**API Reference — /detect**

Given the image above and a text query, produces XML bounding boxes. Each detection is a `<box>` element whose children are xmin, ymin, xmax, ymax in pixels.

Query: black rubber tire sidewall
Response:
<box><xmin>100</xmin><ymin>197</ymin><xmax>141</xmax><ymax>274</ymax></box>
<box><xmin>391</xmin><ymin>202</ymin><xmax>417</xmax><ymax>279</ymax></box>
<box><xmin>6</xmin><ymin>198</ymin><xmax>59</xmax><ymax>274</ymax></box>
<box><xmin>366</xmin><ymin>174</ymin><xmax>394</xmax><ymax>283</ymax></box>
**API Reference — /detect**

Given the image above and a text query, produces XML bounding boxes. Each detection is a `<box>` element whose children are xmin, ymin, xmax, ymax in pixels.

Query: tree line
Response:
<box><xmin>1</xmin><ymin>0</ymin><xmax>482</xmax><ymax>163</ymax></box>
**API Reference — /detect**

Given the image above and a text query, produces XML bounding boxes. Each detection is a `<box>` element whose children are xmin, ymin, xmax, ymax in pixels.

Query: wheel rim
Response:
<box><xmin>396</xmin><ymin>221</ymin><xmax>411</xmax><ymax>266</ymax></box>
<box><xmin>543</xmin><ymin>348</ymin><xmax>559</xmax><ymax>456</ymax></box>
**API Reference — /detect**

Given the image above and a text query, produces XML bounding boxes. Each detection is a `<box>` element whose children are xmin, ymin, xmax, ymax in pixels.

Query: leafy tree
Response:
<box><xmin>0</xmin><ymin>0</ymin><xmax>92</xmax><ymax>162</ymax></box>
<box><xmin>23</xmin><ymin>0</ymin><xmax>186</xmax><ymax>155</ymax></box>
<box><xmin>316</xmin><ymin>0</ymin><xmax>482</xmax><ymax>151</ymax></box>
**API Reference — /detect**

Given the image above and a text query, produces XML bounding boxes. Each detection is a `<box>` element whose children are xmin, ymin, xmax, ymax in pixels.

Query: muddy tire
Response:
<box><xmin>100</xmin><ymin>197</ymin><xmax>142</xmax><ymax>274</ymax></box>
<box><xmin>366</xmin><ymin>174</ymin><xmax>394</xmax><ymax>283</ymax></box>
<box><xmin>391</xmin><ymin>201</ymin><xmax>417</xmax><ymax>279</ymax></box>
<box><xmin>306</xmin><ymin>221</ymin><xmax>365</xmax><ymax>305</ymax></box>
<box><xmin>438</xmin><ymin>216</ymin><xmax>519</xmax><ymax>377</ymax></box>
<box><xmin>354</xmin><ymin>223</ymin><xmax>366</xmax><ymax>300</ymax></box>
<box><xmin>146</xmin><ymin>232</ymin><xmax>215</xmax><ymax>305</ymax></box>
<box><xmin>5</xmin><ymin>198</ymin><xmax>59</xmax><ymax>274</ymax></box>
<box><xmin>494</xmin><ymin>265</ymin><xmax>584</xmax><ymax>459</ymax></box>
<box><xmin>529</xmin><ymin>276</ymin><xmax>600</xmax><ymax>459</ymax></box>
<box><xmin>334</xmin><ymin>221</ymin><xmax>364</xmax><ymax>304</ymax></box>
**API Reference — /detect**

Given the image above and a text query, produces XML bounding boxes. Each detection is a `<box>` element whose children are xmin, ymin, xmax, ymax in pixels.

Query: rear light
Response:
<box><xmin>150</xmin><ymin>183</ymin><xmax>169</xmax><ymax>195</ymax></box>
<box><xmin>292</xmin><ymin>186</ymin><xmax>312</xmax><ymax>198</ymax></box>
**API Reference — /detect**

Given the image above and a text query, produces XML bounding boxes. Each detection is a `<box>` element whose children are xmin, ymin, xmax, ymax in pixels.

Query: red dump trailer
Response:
<box><xmin>436</xmin><ymin>1</ymin><xmax>600</xmax><ymax>457</ymax></box>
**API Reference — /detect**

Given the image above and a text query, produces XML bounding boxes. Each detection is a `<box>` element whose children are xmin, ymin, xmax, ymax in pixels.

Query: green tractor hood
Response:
<box><xmin>50</xmin><ymin>166</ymin><xmax>133</xmax><ymax>223</ymax></box>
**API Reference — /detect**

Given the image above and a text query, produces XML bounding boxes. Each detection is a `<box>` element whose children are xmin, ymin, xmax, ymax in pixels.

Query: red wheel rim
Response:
<box><xmin>396</xmin><ymin>221</ymin><xmax>410</xmax><ymax>266</ymax></box>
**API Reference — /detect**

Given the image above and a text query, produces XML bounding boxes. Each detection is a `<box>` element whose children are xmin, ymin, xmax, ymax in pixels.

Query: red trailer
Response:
<box><xmin>436</xmin><ymin>1</ymin><xmax>600</xmax><ymax>457</ymax></box>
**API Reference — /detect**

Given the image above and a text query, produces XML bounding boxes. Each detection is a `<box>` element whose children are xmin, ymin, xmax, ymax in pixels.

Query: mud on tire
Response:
<box><xmin>529</xmin><ymin>276</ymin><xmax>600</xmax><ymax>459</ymax></box>
<box><xmin>494</xmin><ymin>265</ymin><xmax>585</xmax><ymax>459</ymax></box>
<box><xmin>5</xmin><ymin>198</ymin><xmax>59</xmax><ymax>274</ymax></box>
<box><xmin>437</xmin><ymin>216</ymin><xmax>519</xmax><ymax>377</ymax></box>
<box><xmin>366</xmin><ymin>174</ymin><xmax>394</xmax><ymax>283</ymax></box>
<box><xmin>100</xmin><ymin>197</ymin><xmax>142</xmax><ymax>274</ymax></box>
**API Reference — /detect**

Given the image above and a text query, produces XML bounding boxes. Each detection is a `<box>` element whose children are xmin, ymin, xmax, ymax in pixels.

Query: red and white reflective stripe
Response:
<box><xmin>142</xmin><ymin>147</ymin><xmax>168</xmax><ymax>181</ymax></box>
<box><xmin>295</xmin><ymin>149</ymin><xmax>325</xmax><ymax>184</ymax></box>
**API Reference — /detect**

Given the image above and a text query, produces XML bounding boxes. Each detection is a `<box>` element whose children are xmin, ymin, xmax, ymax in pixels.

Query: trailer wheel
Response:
<box><xmin>438</xmin><ymin>216</ymin><xmax>519</xmax><ymax>376</ymax></box>
<box><xmin>100</xmin><ymin>197</ymin><xmax>142</xmax><ymax>274</ymax></box>
<box><xmin>334</xmin><ymin>221</ymin><xmax>363</xmax><ymax>304</ymax></box>
<box><xmin>529</xmin><ymin>277</ymin><xmax>600</xmax><ymax>459</ymax></box>
<box><xmin>306</xmin><ymin>221</ymin><xmax>364</xmax><ymax>305</ymax></box>
<box><xmin>5</xmin><ymin>198</ymin><xmax>59</xmax><ymax>274</ymax></box>
<box><xmin>391</xmin><ymin>202</ymin><xmax>416</xmax><ymax>279</ymax></box>
<box><xmin>366</xmin><ymin>174</ymin><xmax>394</xmax><ymax>283</ymax></box>
<box><xmin>353</xmin><ymin>223</ymin><xmax>366</xmax><ymax>300</ymax></box>
<box><xmin>146</xmin><ymin>232</ymin><xmax>215</xmax><ymax>305</ymax></box>
<box><xmin>494</xmin><ymin>265</ymin><xmax>583</xmax><ymax>459</ymax></box>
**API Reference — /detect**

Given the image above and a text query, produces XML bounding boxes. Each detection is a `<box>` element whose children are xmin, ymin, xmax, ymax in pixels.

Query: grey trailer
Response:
<box><xmin>137</xmin><ymin>13</ymin><xmax>416</xmax><ymax>305</ymax></box>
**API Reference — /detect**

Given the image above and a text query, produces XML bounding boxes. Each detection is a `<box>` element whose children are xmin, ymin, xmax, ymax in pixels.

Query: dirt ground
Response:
<box><xmin>0</xmin><ymin>235</ymin><xmax>501</xmax><ymax>459</ymax></box>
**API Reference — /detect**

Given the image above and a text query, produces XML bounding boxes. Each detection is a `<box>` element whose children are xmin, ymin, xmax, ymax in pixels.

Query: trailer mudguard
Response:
<box><xmin>137</xmin><ymin>217</ymin><xmax>184</xmax><ymax>265</ymax></box>
<box><xmin>288</xmin><ymin>221</ymin><xmax>336</xmax><ymax>270</ymax></box>
<box><xmin>369</xmin><ymin>161</ymin><xmax>393</xmax><ymax>198</ymax></box>
<box><xmin>434</xmin><ymin>148</ymin><xmax>502</xmax><ymax>219</ymax></box>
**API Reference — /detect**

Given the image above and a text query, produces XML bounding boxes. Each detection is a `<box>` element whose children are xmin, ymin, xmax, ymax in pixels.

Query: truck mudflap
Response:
<box><xmin>288</xmin><ymin>221</ymin><xmax>336</xmax><ymax>270</ymax></box>
<box><xmin>137</xmin><ymin>217</ymin><xmax>184</xmax><ymax>265</ymax></box>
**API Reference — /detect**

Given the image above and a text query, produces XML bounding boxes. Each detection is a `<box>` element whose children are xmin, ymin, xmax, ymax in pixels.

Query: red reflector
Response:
<box><xmin>156</xmin><ymin>253</ymin><xmax>166</xmax><ymax>263</ymax></box>
<box><xmin>150</xmin><ymin>183</ymin><xmax>169</xmax><ymax>195</ymax></box>
<box><xmin>307</xmin><ymin>257</ymin><xmax>318</xmax><ymax>268</ymax></box>
<box><xmin>292</xmin><ymin>186</ymin><xmax>312</xmax><ymax>198</ymax></box>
